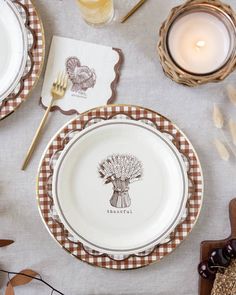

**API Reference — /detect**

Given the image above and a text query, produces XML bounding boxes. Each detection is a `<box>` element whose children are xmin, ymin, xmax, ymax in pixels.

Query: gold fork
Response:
<box><xmin>21</xmin><ymin>73</ymin><xmax>68</xmax><ymax>170</ymax></box>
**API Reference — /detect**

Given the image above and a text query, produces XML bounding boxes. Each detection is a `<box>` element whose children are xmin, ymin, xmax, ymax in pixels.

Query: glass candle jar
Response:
<box><xmin>158</xmin><ymin>0</ymin><xmax>236</xmax><ymax>86</ymax></box>
<box><xmin>167</xmin><ymin>9</ymin><xmax>233</xmax><ymax>75</ymax></box>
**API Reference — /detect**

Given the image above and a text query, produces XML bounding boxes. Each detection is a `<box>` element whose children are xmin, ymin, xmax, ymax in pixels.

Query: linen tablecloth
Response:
<box><xmin>1</xmin><ymin>0</ymin><xmax>236</xmax><ymax>294</ymax></box>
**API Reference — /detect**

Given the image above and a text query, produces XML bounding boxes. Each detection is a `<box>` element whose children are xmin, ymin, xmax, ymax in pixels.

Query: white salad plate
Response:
<box><xmin>0</xmin><ymin>0</ymin><xmax>27</xmax><ymax>101</ymax></box>
<box><xmin>52</xmin><ymin>119</ymin><xmax>189</xmax><ymax>255</ymax></box>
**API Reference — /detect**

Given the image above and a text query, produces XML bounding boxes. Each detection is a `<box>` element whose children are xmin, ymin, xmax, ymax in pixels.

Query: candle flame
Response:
<box><xmin>196</xmin><ymin>40</ymin><xmax>206</xmax><ymax>49</ymax></box>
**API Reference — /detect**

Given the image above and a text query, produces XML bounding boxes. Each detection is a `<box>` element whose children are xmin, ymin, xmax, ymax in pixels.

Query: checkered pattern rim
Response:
<box><xmin>0</xmin><ymin>0</ymin><xmax>44</xmax><ymax>120</ymax></box>
<box><xmin>37</xmin><ymin>105</ymin><xmax>203</xmax><ymax>270</ymax></box>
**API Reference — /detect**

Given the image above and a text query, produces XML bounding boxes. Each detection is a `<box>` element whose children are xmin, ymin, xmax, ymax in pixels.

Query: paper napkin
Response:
<box><xmin>40</xmin><ymin>36</ymin><xmax>123</xmax><ymax>114</ymax></box>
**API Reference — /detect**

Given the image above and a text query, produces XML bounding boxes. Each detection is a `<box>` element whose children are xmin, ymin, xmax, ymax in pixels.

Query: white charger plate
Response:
<box><xmin>0</xmin><ymin>0</ymin><xmax>27</xmax><ymax>101</ymax></box>
<box><xmin>52</xmin><ymin>119</ymin><xmax>188</xmax><ymax>255</ymax></box>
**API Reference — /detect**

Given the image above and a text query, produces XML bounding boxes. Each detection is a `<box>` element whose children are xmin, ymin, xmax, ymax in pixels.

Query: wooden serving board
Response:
<box><xmin>199</xmin><ymin>198</ymin><xmax>236</xmax><ymax>295</ymax></box>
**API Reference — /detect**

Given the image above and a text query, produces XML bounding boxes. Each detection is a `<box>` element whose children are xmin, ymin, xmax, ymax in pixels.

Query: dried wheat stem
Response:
<box><xmin>219</xmin><ymin>129</ymin><xmax>236</xmax><ymax>159</ymax></box>
<box><xmin>229</xmin><ymin>119</ymin><xmax>236</xmax><ymax>146</ymax></box>
<box><xmin>214</xmin><ymin>138</ymin><xmax>230</xmax><ymax>161</ymax></box>
<box><xmin>213</xmin><ymin>104</ymin><xmax>224</xmax><ymax>129</ymax></box>
<box><xmin>227</xmin><ymin>84</ymin><xmax>236</xmax><ymax>106</ymax></box>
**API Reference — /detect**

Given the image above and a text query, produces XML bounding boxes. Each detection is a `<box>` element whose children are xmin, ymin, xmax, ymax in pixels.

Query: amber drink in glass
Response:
<box><xmin>77</xmin><ymin>0</ymin><xmax>114</xmax><ymax>25</ymax></box>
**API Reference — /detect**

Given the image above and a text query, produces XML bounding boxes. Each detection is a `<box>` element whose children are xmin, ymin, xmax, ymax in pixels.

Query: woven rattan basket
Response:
<box><xmin>157</xmin><ymin>0</ymin><xmax>236</xmax><ymax>87</ymax></box>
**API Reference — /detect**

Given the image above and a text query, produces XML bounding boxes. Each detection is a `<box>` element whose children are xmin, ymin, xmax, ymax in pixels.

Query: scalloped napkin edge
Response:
<box><xmin>40</xmin><ymin>35</ymin><xmax>123</xmax><ymax>115</ymax></box>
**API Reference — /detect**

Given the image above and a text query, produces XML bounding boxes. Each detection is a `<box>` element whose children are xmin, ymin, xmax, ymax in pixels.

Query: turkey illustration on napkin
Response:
<box><xmin>40</xmin><ymin>36</ymin><xmax>123</xmax><ymax>115</ymax></box>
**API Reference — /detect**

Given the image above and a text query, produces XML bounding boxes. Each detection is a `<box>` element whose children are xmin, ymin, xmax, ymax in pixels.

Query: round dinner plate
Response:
<box><xmin>52</xmin><ymin>119</ymin><xmax>188</xmax><ymax>255</ymax></box>
<box><xmin>0</xmin><ymin>0</ymin><xmax>27</xmax><ymax>101</ymax></box>
<box><xmin>37</xmin><ymin>105</ymin><xmax>203</xmax><ymax>270</ymax></box>
<box><xmin>0</xmin><ymin>0</ymin><xmax>45</xmax><ymax>121</ymax></box>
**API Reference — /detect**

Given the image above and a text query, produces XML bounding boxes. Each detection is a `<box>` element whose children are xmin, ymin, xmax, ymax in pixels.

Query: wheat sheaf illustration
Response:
<box><xmin>66</xmin><ymin>56</ymin><xmax>96</xmax><ymax>93</ymax></box>
<box><xmin>98</xmin><ymin>154</ymin><xmax>143</xmax><ymax>208</ymax></box>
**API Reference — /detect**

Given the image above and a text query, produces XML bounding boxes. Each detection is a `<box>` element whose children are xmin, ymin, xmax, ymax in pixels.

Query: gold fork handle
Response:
<box><xmin>21</xmin><ymin>97</ymin><xmax>54</xmax><ymax>171</ymax></box>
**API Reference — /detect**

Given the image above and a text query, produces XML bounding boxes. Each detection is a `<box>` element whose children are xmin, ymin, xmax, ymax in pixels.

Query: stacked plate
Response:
<box><xmin>37</xmin><ymin>105</ymin><xmax>204</xmax><ymax>270</ymax></box>
<box><xmin>0</xmin><ymin>0</ymin><xmax>27</xmax><ymax>101</ymax></box>
<box><xmin>0</xmin><ymin>0</ymin><xmax>44</xmax><ymax>121</ymax></box>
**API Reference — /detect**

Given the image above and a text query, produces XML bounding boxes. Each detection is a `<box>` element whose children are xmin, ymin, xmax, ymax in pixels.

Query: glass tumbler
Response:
<box><xmin>77</xmin><ymin>0</ymin><xmax>114</xmax><ymax>25</ymax></box>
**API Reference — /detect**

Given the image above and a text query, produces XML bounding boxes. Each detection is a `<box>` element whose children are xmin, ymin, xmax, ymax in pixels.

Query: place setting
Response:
<box><xmin>1</xmin><ymin>0</ymin><xmax>236</xmax><ymax>294</ymax></box>
<box><xmin>36</xmin><ymin>104</ymin><xmax>203</xmax><ymax>269</ymax></box>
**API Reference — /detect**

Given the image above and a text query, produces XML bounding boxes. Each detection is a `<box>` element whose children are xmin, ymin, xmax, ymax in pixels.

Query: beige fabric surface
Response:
<box><xmin>1</xmin><ymin>0</ymin><xmax>236</xmax><ymax>294</ymax></box>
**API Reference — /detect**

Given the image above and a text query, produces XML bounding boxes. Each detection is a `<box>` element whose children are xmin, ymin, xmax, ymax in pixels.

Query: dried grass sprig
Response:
<box><xmin>219</xmin><ymin>129</ymin><xmax>236</xmax><ymax>159</ymax></box>
<box><xmin>213</xmin><ymin>104</ymin><xmax>224</xmax><ymax>129</ymax></box>
<box><xmin>0</xmin><ymin>269</ymin><xmax>64</xmax><ymax>295</ymax></box>
<box><xmin>229</xmin><ymin>119</ymin><xmax>236</xmax><ymax>146</ymax></box>
<box><xmin>227</xmin><ymin>84</ymin><xmax>236</xmax><ymax>106</ymax></box>
<box><xmin>212</xmin><ymin>103</ymin><xmax>236</xmax><ymax>160</ymax></box>
<box><xmin>214</xmin><ymin>139</ymin><xmax>230</xmax><ymax>161</ymax></box>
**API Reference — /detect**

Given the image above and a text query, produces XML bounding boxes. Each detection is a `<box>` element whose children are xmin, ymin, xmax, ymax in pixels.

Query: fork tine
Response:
<box><xmin>59</xmin><ymin>72</ymin><xmax>64</xmax><ymax>87</ymax></box>
<box><xmin>63</xmin><ymin>74</ymin><xmax>68</xmax><ymax>89</ymax></box>
<box><xmin>54</xmin><ymin>72</ymin><xmax>61</xmax><ymax>86</ymax></box>
<box><xmin>60</xmin><ymin>72</ymin><xmax>65</xmax><ymax>86</ymax></box>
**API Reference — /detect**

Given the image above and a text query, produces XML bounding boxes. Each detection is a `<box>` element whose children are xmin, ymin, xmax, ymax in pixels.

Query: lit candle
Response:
<box><xmin>167</xmin><ymin>11</ymin><xmax>232</xmax><ymax>74</ymax></box>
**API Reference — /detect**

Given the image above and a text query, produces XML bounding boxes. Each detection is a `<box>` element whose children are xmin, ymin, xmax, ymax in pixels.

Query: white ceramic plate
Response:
<box><xmin>52</xmin><ymin>119</ymin><xmax>188</xmax><ymax>255</ymax></box>
<box><xmin>0</xmin><ymin>0</ymin><xmax>27</xmax><ymax>101</ymax></box>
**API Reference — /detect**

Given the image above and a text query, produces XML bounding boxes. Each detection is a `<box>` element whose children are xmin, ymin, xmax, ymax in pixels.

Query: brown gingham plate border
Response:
<box><xmin>37</xmin><ymin>104</ymin><xmax>204</xmax><ymax>270</ymax></box>
<box><xmin>0</xmin><ymin>0</ymin><xmax>45</xmax><ymax>121</ymax></box>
